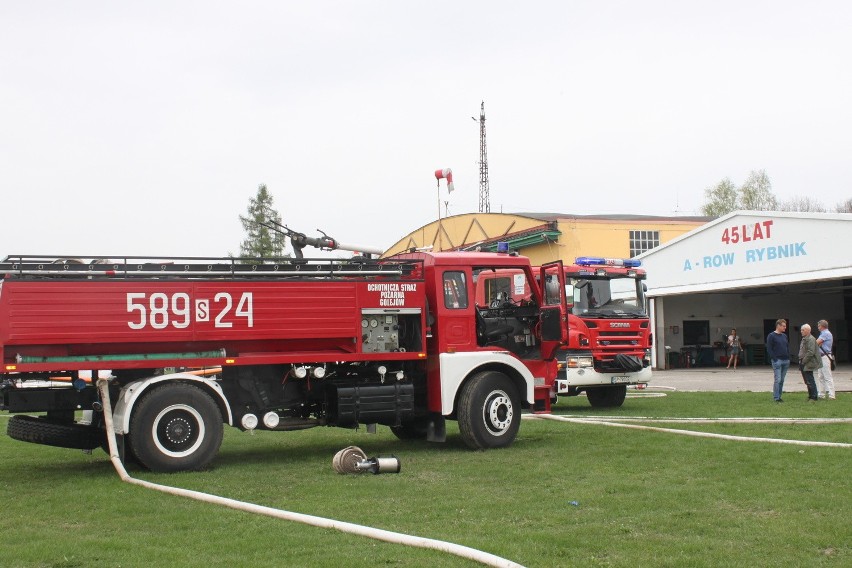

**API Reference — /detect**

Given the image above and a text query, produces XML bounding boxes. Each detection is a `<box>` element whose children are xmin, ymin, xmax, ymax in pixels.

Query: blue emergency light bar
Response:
<box><xmin>575</xmin><ymin>256</ymin><xmax>642</xmax><ymax>268</ymax></box>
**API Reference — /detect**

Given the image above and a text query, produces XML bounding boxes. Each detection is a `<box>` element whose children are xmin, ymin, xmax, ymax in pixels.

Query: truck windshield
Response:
<box><xmin>569</xmin><ymin>275</ymin><xmax>646</xmax><ymax>318</ymax></box>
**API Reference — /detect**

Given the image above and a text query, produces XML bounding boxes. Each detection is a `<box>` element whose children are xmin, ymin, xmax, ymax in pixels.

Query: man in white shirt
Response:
<box><xmin>815</xmin><ymin>319</ymin><xmax>835</xmax><ymax>400</ymax></box>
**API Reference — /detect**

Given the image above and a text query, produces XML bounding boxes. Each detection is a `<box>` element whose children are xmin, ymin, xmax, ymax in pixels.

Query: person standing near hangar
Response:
<box><xmin>797</xmin><ymin>324</ymin><xmax>820</xmax><ymax>402</ymax></box>
<box><xmin>726</xmin><ymin>328</ymin><xmax>742</xmax><ymax>370</ymax></box>
<box><xmin>816</xmin><ymin>319</ymin><xmax>836</xmax><ymax>400</ymax></box>
<box><xmin>766</xmin><ymin>319</ymin><xmax>790</xmax><ymax>403</ymax></box>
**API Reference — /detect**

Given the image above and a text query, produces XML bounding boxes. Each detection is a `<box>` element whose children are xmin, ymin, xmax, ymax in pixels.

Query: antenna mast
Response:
<box><xmin>477</xmin><ymin>101</ymin><xmax>491</xmax><ymax>213</ymax></box>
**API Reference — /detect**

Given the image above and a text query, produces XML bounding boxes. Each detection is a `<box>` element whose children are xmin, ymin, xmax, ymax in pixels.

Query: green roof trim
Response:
<box><xmin>479</xmin><ymin>229</ymin><xmax>562</xmax><ymax>252</ymax></box>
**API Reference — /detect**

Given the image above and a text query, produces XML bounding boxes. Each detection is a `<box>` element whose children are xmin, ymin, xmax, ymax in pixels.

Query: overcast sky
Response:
<box><xmin>2</xmin><ymin>1</ymin><xmax>850</xmax><ymax>258</ymax></box>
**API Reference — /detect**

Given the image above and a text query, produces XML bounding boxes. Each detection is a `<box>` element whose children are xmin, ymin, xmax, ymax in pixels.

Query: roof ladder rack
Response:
<box><xmin>0</xmin><ymin>255</ymin><xmax>422</xmax><ymax>280</ymax></box>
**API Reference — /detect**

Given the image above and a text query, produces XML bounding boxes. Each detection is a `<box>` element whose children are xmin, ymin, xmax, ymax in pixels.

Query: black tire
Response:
<box><xmin>390</xmin><ymin>419</ymin><xmax>429</xmax><ymax>441</ymax></box>
<box><xmin>586</xmin><ymin>385</ymin><xmax>627</xmax><ymax>408</ymax></box>
<box><xmin>7</xmin><ymin>415</ymin><xmax>102</xmax><ymax>450</ymax></box>
<box><xmin>457</xmin><ymin>371</ymin><xmax>521</xmax><ymax>450</ymax></box>
<box><xmin>614</xmin><ymin>354</ymin><xmax>643</xmax><ymax>372</ymax></box>
<box><xmin>128</xmin><ymin>383</ymin><xmax>223</xmax><ymax>473</ymax></box>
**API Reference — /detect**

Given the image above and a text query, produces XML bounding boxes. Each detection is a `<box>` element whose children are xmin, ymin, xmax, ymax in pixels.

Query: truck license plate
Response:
<box><xmin>611</xmin><ymin>376</ymin><xmax>630</xmax><ymax>384</ymax></box>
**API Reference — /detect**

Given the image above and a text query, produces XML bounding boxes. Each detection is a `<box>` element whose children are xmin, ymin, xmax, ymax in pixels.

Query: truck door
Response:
<box><xmin>437</xmin><ymin>269</ymin><xmax>474</xmax><ymax>350</ymax></box>
<box><xmin>539</xmin><ymin>262</ymin><xmax>568</xmax><ymax>357</ymax></box>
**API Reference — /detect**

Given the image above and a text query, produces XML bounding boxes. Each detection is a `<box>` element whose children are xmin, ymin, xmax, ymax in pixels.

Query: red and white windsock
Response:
<box><xmin>435</xmin><ymin>168</ymin><xmax>454</xmax><ymax>193</ymax></box>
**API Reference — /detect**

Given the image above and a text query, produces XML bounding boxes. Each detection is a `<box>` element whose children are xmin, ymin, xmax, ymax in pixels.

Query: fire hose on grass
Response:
<box><xmin>559</xmin><ymin>416</ymin><xmax>852</xmax><ymax>424</ymax></box>
<box><xmin>523</xmin><ymin>414</ymin><xmax>852</xmax><ymax>448</ymax></box>
<box><xmin>95</xmin><ymin>379</ymin><xmax>524</xmax><ymax>568</ymax></box>
<box><xmin>552</xmin><ymin>384</ymin><xmax>851</xmax><ymax>447</ymax></box>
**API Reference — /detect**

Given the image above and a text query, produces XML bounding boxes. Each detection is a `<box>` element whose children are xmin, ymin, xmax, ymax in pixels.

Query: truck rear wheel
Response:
<box><xmin>586</xmin><ymin>385</ymin><xmax>627</xmax><ymax>408</ymax></box>
<box><xmin>129</xmin><ymin>383</ymin><xmax>223</xmax><ymax>473</ymax></box>
<box><xmin>457</xmin><ymin>371</ymin><xmax>520</xmax><ymax>450</ymax></box>
<box><xmin>7</xmin><ymin>415</ymin><xmax>102</xmax><ymax>450</ymax></box>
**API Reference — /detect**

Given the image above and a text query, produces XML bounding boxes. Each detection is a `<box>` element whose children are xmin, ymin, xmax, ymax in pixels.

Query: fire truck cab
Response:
<box><xmin>475</xmin><ymin>257</ymin><xmax>652</xmax><ymax>408</ymax></box>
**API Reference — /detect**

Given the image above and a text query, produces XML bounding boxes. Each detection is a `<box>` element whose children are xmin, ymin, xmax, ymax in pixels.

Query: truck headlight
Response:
<box><xmin>565</xmin><ymin>355</ymin><xmax>594</xmax><ymax>368</ymax></box>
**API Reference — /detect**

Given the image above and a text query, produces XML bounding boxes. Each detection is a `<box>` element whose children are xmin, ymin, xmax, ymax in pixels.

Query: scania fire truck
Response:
<box><xmin>553</xmin><ymin>257</ymin><xmax>651</xmax><ymax>407</ymax></box>
<box><xmin>475</xmin><ymin>257</ymin><xmax>652</xmax><ymax>408</ymax></box>
<box><xmin>0</xmin><ymin>249</ymin><xmax>570</xmax><ymax>472</ymax></box>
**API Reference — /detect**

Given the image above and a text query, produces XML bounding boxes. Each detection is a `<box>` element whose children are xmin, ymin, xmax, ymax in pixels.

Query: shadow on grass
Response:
<box><xmin>549</xmin><ymin>399</ymin><xmax>650</xmax><ymax>415</ymax></box>
<box><xmin>0</xmin><ymin>447</ymin><xmax>117</xmax><ymax>479</ymax></box>
<box><xmin>2</xmin><ymin>416</ymin><xmax>561</xmax><ymax>481</ymax></box>
<box><xmin>212</xmin><ymin>431</ymin><xmax>480</xmax><ymax>471</ymax></box>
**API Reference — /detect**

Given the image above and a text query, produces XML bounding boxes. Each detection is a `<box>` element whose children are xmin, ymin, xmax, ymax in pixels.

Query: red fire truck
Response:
<box><xmin>475</xmin><ymin>257</ymin><xmax>652</xmax><ymax>408</ymax></box>
<box><xmin>0</xmin><ymin>250</ymin><xmax>568</xmax><ymax>472</ymax></box>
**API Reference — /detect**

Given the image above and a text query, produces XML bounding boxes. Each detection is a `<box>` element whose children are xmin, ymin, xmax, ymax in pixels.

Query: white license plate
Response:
<box><xmin>611</xmin><ymin>376</ymin><xmax>631</xmax><ymax>384</ymax></box>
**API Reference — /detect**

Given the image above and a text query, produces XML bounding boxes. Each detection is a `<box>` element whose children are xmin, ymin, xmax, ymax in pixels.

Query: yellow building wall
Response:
<box><xmin>552</xmin><ymin>219</ymin><xmax>706</xmax><ymax>261</ymax></box>
<box><xmin>382</xmin><ymin>213</ymin><xmax>706</xmax><ymax>265</ymax></box>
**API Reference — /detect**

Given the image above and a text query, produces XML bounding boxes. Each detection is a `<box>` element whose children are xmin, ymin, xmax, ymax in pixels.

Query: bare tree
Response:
<box><xmin>701</xmin><ymin>178</ymin><xmax>738</xmax><ymax>216</ymax></box>
<box><xmin>739</xmin><ymin>169</ymin><xmax>777</xmax><ymax>211</ymax></box>
<box><xmin>835</xmin><ymin>198</ymin><xmax>852</xmax><ymax>213</ymax></box>
<box><xmin>777</xmin><ymin>196</ymin><xmax>827</xmax><ymax>212</ymax></box>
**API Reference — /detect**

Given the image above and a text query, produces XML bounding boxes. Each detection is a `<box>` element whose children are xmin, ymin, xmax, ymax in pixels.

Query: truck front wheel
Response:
<box><xmin>457</xmin><ymin>371</ymin><xmax>520</xmax><ymax>450</ymax></box>
<box><xmin>129</xmin><ymin>383</ymin><xmax>224</xmax><ymax>473</ymax></box>
<box><xmin>586</xmin><ymin>385</ymin><xmax>627</xmax><ymax>408</ymax></box>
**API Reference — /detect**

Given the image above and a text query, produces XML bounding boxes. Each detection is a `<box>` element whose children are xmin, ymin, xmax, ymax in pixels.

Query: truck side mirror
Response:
<box><xmin>564</xmin><ymin>284</ymin><xmax>575</xmax><ymax>306</ymax></box>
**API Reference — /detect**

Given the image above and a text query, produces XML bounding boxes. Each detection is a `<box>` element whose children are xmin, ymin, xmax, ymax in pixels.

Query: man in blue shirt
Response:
<box><xmin>766</xmin><ymin>319</ymin><xmax>790</xmax><ymax>402</ymax></box>
<box><xmin>816</xmin><ymin>319</ymin><xmax>835</xmax><ymax>400</ymax></box>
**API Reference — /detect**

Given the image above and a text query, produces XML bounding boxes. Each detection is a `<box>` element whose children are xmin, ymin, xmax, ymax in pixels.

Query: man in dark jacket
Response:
<box><xmin>766</xmin><ymin>319</ymin><xmax>790</xmax><ymax>402</ymax></box>
<box><xmin>798</xmin><ymin>323</ymin><xmax>820</xmax><ymax>402</ymax></box>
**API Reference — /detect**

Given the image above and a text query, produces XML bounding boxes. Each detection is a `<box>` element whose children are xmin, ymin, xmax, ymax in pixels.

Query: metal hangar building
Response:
<box><xmin>639</xmin><ymin>211</ymin><xmax>852</xmax><ymax>369</ymax></box>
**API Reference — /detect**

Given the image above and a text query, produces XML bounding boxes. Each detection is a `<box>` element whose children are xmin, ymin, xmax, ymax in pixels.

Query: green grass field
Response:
<box><xmin>1</xmin><ymin>392</ymin><xmax>850</xmax><ymax>567</ymax></box>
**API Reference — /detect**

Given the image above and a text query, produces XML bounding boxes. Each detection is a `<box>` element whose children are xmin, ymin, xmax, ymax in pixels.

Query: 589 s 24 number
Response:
<box><xmin>126</xmin><ymin>291</ymin><xmax>253</xmax><ymax>330</ymax></box>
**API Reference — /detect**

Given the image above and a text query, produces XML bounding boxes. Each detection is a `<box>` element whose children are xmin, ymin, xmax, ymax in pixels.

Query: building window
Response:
<box><xmin>629</xmin><ymin>230</ymin><xmax>660</xmax><ymax>257</ymax></box>
<box><xmin>683</xmin><ymin>320</ymin><xmax>710</xmax><ymax>346</ymax></box>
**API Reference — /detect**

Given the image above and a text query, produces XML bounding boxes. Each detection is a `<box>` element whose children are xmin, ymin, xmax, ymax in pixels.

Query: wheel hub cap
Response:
<box><xmin>485</xmin><ymin>391</ymin><xmax>513</xmax><ymax>434</ymax></box>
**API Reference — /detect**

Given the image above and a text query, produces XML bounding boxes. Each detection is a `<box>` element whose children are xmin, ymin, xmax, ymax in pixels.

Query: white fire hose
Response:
<box><xmin>96</xmin><ymin>379</ymin><xmax>524</xmax><ymax>568</ymax></box>
<box><xmin>524</xmin><ymin>414</ymin><xmax>852</xmax><ymax>448</ymax></box>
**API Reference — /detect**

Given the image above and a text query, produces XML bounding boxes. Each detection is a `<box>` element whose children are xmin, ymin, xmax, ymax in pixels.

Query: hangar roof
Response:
<box><xmin>514</xmin><ymin>212</ymin><xmax>712</xmax><ymax>223</ymax></box>
<box><xmin>383</xmin><ymin>211</ymin><xmax>710</xmax><ymax>257</ymax></box>
<box><xmin>638</xmin><ymin>210</ymin><xmax>852</xmax><ymax>297</ymax></box>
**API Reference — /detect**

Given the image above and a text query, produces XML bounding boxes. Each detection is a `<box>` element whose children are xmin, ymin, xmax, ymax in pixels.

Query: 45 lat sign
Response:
<box><xmin>720</xmin><ymin>219</ymin><xmax>773</xmax><ymax>244</ymax></box>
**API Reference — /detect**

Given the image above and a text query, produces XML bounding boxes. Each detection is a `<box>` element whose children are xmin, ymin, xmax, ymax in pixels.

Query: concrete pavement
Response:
<box><xmin>647</xmin><ymin>363</ymin><xmax>851</xmax><ymax>394</ymax></box>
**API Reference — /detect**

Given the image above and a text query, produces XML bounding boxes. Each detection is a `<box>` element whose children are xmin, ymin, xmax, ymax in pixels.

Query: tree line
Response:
<box><xmin>701</xmin><ymin>169</ymin><xmax>852</xmax><ymax>216</ymax></box>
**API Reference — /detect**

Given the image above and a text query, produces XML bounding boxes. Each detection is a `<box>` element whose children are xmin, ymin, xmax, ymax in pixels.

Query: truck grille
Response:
<box><xmin>595</xmin><ymin>330</ymin><xmax>644</xmax><ymax>348</ymax></box>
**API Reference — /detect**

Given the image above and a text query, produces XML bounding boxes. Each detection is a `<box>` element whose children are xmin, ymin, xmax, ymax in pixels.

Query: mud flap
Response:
<box><xmin>427</xmin><ymin>415</ymin><xmax>446</xmax><ymax>442</ymax></box>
